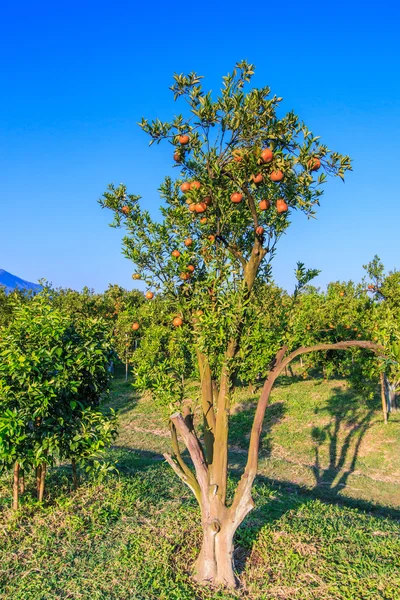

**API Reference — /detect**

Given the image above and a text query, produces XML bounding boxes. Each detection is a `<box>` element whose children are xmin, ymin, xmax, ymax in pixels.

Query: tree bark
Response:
<box><xmin>194</xmin><ymin>520</ymin><xmax>237</xmax><ymax>587</ymax></box>
<box><xmin>196</xmin><ymin>350</ymin><xmax>216</xmax><ymax>464</ymax></box>
<box><xmin>12</xmin><ymin>462</ymin><xmax>20</xmax><ymax>511</ymax></box>
<box><xmin>38</xmin><ymin>463</ymin><xmax>46</xmax><ymax>502</ymax></box>
<box><xmin>36</xmin><ymin>465</ymin><xmax>42</xmax><ymax>496</ymax></box>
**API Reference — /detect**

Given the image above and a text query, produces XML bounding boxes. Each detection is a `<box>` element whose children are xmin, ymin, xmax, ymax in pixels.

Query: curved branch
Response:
<box><xmin>230</xmin><ymin>340</ymin><xmax>385</xmax><ymax>526</ymax></box>
<box><xmin>279</xmin><ymin>340</ymin><xmax>385</xmax><ymax>374</ymax></box>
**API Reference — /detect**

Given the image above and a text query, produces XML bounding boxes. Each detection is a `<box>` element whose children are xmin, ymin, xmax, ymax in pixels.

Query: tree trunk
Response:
<box><xmin>38</xmin><ymin>463</ymin><xmax>46</xmax><ymax>502</ymax></box>
<box><xmin>36</xmin><ymin>465</ymin><xmax>42</xmax><ymax>496</ymax></box>
<box><xmin>194</xmin><ymin>519</ymin><xmax>237</xmax><ymax>588</ymax></box>
<box><xmin>12</xmin><ymin>462</ymin><xmax>20</xmax><ymax>511</ymax></box>
<box><xmin>166</xmin><ymin>342</ymin><xmax>385</xmax><ymax>590</ymax></box>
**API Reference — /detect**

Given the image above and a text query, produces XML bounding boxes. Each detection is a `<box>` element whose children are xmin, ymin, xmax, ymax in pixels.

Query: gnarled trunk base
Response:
<box><xmin>193</xmin><ymin>524</ymin><xmax>237</xmax><ymax>588</ymax></box>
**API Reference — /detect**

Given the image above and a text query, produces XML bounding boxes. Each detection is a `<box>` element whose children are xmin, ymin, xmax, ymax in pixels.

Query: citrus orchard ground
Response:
<box><xmin>1</xmin><ymin>365</ymin><xmax>399</xmax><ymax>600</ymax></box>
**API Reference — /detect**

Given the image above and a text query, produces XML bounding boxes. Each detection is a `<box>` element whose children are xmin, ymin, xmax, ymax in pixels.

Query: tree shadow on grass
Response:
<box><xmin>231</xmin><ymin>384</ymin><xmax>397</xmax><ymax>574</ymax></box>
<box><xmin>310</xmin><ymin>385</ymin><xmax>376</xmax><ymax>496</ymax></box>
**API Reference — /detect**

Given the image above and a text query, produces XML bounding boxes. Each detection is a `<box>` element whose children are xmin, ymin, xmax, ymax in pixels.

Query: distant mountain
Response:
<box><xmin>0</xmin><ymin>269</ymin><xmax>42</xmax><ymax>294</ymax></box>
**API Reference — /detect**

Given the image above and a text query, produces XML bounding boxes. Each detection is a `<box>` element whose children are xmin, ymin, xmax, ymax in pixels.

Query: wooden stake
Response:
<box><xmin>12</xmin><ymin>462</ymin><xmax>20</xmax><ymax>511</ymax></box>
<box><xmin>36</xmin><ymin>465</ymin><xmax>42</xmax><ymax>496</ymax></box>
<box><xmin>38</xmin><ymin>463</ymin><xmax>46</xmax><ymax>502</ymax></box>
<box><xmin>380</xmin><ymin>372</ymin><xmax>388</xmax><ymax>424</ymax></box>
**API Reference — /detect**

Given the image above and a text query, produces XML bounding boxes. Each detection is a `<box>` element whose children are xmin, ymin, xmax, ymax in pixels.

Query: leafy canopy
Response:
<box><xmin>100</xmin><ymin>61</ymin><xmax>352</xmax><ymax>405</ymax></box>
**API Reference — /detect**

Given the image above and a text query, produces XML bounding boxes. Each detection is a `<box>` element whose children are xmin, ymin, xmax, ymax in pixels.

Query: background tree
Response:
<box><xmin>100</xmin><ymin>61</ymin><xmax>382</xmax><ymax>588</ymax></box>
<box><xmin>0</xmin><ymin>290</ymin><xmax>117</xmax><ymax>509</ymax></box>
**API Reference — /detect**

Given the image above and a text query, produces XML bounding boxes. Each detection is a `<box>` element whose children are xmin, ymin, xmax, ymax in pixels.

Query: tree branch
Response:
<box><xmin>242</xmin><ymin>185</ymin><xmax>258</xmax><ymax>229</ymax></box>
<box><xmin>196</xmin><ymin>349</ymin><xmax>216</xmax><ymax>464</ymax></box>
<box><xmin>170</xmin><ymin>413</ymin><xmax>209</xmax><ymax>498</ymax></box>
<box><xmin>216</xmin><ymin>235</ymin><xmax>246</xmax><ymax>269</ymax></box>
<box><xmin>169</xmin><ymin>422</ymin><xmax>201</xmax><ymax>490</ymax></box>
<box><xmin>279</xmin><ymin>340</ymin><xmax>385</xmax><ymax>374</ymax></box>
<box><xmin>163</xmin><ymin>453</ymin><xmax>201</xmax><ymax>502</ymax></box>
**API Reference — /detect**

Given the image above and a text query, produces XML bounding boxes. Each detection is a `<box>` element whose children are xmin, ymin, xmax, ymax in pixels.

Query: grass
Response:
<box><xmin>1</xmin><ymin>366</ymin><xmax>400</xmax><ymax>599</ymax></box>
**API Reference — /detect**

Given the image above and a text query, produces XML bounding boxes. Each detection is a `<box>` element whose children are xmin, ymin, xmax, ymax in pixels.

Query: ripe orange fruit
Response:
<box><xmin>189</xmin><ymin>203</ymin><xmax>197</xmax><ymax>212</ymax></box>
<box><xmin>340</xmin><ymin>291</ymin><xmax>345</xmax><ymax>297</ymax></box>
<box><xmin>256</xmin><ymin>226</ymin><xmax>264</xmax><ymax>235</ymax></box>
<box><xmin>329</xmin><ymin>324</ymin><xmax>334</xmax><ymax>329</ymax></box>
<box><xmin>258</xmin><ymin>199</ymin><xmax>270</xmax><ymax>211</ymax></box>
<box><xmin>132</xmin><ymin>322</ymin><xmax>140</xmax><ymax>331</ymax></box>
<box><xmin>270</xmin><ymin>170</ymin><xmax>284</xmax><ymax>182</ymax></box>
<box><xmin>367</xmin><ymin>285</ymin><xmax>374</xmax><ymax>290</ymax></box>
<box><xmin>132</xmin><ymin>273</ymin><xmax>141</xmax><ymax>280</ymax></box>
<box><xmin>187</xmin><ymin>265</ymin><xmax>195</xmax><ymax>272</ymax></box>
<box><xmin>180</xmin><ymin>182</ymin><xmax>191</xmax><ymax>193</ymax></box>
<box><xmin>252</xmin><ymin>173</ymin><xmax>264</xmax><ymax>184</ymax></box>
<box><xmin>231</xmin><ymin>192</ymin><xmax>243</xmax><ymax>203</ymax></box>
<box><xmin>308</xmin><ymin>157</ymin><xmax>321</xmax><ymax>171</ymax></box>
<box><xmin>145</xmin><ymin>291</ymin><xmax>154</xmax><ymax>300</ymax></box>
<box><xmin>203</xmin><ymin>196</ymin><xmax>212</xmax><ymax>206</ymax></box>
<box><xmin>261</xmin><ymin>148</ymin><xmax>273</xmax><ymax>163</ymax></box>
<box><xmin>276</xmin><ymin>199</ymin><xmax>288</xmax><ymax>213</ymax></box>
<box><xmin>232</xmin><ymin>150</ymin><xmax>243</xmax><ymax>162</ymax></box>
<box><xmin>173</xmin><ymin>316</ymin><xmax>183</xmax><ymax>327</ymax></box>
<box><xmin>208</xmin><ymin>234</ymin><xmax>215</xmax><ymax>242</ymax></box>
<box><xmin>172</xmin><ymin>249</ymin><xmax>180</xmax><ymax>258</ymax></box>
<box><xmin>173</xmin><ymin>152</ymin><xmax>182</xmax><ymax>162</ymax></box>
<box><xmin>195</xmin><ymin>202</ymin><xmax>207</xmax><ymax>213</ymax></box>
<box><xmin>184</xmin><ymin>238</ymin><xmax>193</xmax><ymax>247</ymax></box>
<box><xmin>200</xmin><ymin>217</ymin><xmax>208</xmax><ymax>224</ymax></box>
<box><xmin>179</xmin><ymin>135</ymin><xmax>189</xmax><ymax>145</ymax></box>
<box><xmin>121</xmin><ymin>206</ymin><xmax>130</xmax><ymax>215</ymax></box>
<box><xmin>190</xmin><ymin>181</ymin><xmax>201</xmax><ymax>190</ymax></box>
<box><xmin>180</xmin><ymin>272</ymin><xmax>190</xmax><ymax>280</ymax></box>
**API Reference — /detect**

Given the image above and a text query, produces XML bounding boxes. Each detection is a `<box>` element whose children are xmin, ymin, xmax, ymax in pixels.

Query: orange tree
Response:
<box><xmin>100</xmin><ymin>61</ymin><xmax>383</xmax><ymax>588</ymax></box>
<box><xmin>289</xmin><ymin>267</ymin><xmax>399</xmax><ymax>421</ymax></box>
<box><xmin>0</xmin><ymin>290</ymin><xmax>117</xmax><ymax>510</ymax></box>
<box><xmin>362</xmin><ymin>257</ymin><xmax>400</xmax><ymax>413</ymax></box>
<box><xmin>0</xmin><ymin>287</ymin><xmax>28</xmax><ymax>328</ymax></box>
<box><xmin>287</xmin><ymin>281</ymin><xmax>370</xmax><ymax>378</ymax></box>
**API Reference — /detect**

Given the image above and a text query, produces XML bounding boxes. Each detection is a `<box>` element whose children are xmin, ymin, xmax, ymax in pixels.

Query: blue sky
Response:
<box><xmin>1</xmin><ymin>1</ymin><xmax>399</xmax><ymax>293</ymax></box>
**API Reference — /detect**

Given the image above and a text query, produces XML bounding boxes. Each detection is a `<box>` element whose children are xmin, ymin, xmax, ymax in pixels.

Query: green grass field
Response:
<box><xmin>1</xmin><ymin>367</ymin><xmax>400</xmax><ymax>599</ymax></box>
